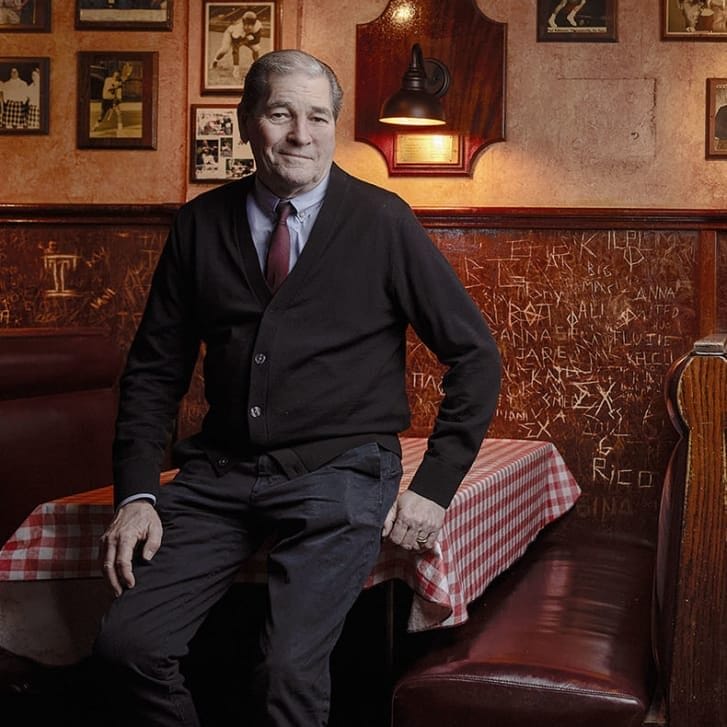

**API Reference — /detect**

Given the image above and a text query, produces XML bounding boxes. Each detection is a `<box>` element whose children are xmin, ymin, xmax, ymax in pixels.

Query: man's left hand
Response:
<box><xmin>382</xmin><ymin>490</ymin><xmax>445</xmax><ymax>551</ymax></box>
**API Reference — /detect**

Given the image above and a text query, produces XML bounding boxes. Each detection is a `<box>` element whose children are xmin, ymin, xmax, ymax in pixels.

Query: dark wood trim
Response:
<box><xmin>0</xmin><ymin>204</ymin><xmax>179</xmax><ymax>226</ymax></box>
<box><xmin>2</xmin><ymin>204</ymin><xmax>727</xmax><ymax>231</ymax></box>
<box><xmin>414</xmin><ymin>207</ymin><xmax>727</xmax><ymax>230</ymax></box>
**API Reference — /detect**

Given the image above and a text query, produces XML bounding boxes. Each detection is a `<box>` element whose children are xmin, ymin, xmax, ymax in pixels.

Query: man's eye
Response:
<box><xmin>269</xmin><ymin>111</ymin><xmax>291</xmax><ymax>122</ymax></box>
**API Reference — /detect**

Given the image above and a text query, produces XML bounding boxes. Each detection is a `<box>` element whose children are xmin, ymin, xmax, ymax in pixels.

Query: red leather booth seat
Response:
<box><xmin>392</xmin><ymin>522</ymin><xmax>656</xmax><ymax>727</ymax></box>
<box><xmin>0</xmin><ymin>328</ymin><xmax>122</xmax><ymax>546</ymax></box>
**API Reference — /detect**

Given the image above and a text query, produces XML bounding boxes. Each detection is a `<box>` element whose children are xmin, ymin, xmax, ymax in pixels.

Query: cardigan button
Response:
<box><xmin>249</xmin><ymin>406</ymin><xmax>262</xmax><ymax>418</ymax></box>
<box><xmin>254</xmin><ymin>353</ymin><xmax>266</xmax><ymax>364</ymax></box>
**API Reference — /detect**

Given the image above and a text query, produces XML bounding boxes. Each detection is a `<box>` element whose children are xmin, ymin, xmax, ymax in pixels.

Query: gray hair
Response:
<box><xmin>237</xmin><ymin>49</ymin><xmax>343</xmax><ymax>123</ymax></box>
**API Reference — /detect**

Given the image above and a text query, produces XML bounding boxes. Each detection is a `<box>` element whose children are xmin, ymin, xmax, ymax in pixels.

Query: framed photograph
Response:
<box><xmin>76</xmin><ymin>1</ymin><xmax>173</xmax><ymax>31</ymax></box>
<box><xmin>0</xmin><ymin>57</ymin><xmax>49</xmax><ymax>134</ymax></box>
<box><xmin>537</xmin><ymin>0</ymin><xmax>617</xmax><ymax>42</ymax></box>
<box><xmin>190</xmin><ymin>104</ymin><xmax>255</xmax><ymax>182</ymax></box>
<box><xmin>662</xmin><ymin>0</ymin><xmax>727</xmax><ymax>39</ymax></box>
<box><xmin>77</xmin><ymin>51</ymin><xmax>158</xmax><ymax>149</ymax></box>
<box><xmin>707</xmin><ymin>78</ymin><xmax>727</xmax><ymax>158</ymax></box>
<box><xmin>0</xmin><ymin>0</ymin><xmax>50</xmax><ymax>31</ymax></box>
<box><xmin>202</xmin><ymin>2</ymin><xmax>280</xmax><ymax>94</ymax></box>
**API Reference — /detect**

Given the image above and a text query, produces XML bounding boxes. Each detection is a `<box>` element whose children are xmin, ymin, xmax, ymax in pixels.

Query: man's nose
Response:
<box><xmin>287</xmin><ymin>118</ymin><xmax>313</xmax><ymax>144</ymax></box>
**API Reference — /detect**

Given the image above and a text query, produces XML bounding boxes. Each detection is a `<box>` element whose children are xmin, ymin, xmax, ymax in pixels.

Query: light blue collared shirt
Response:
<box><xmin>247</xmin><ymin>172</ymin><xmax>330</xmax><ymax>274</ymax></box>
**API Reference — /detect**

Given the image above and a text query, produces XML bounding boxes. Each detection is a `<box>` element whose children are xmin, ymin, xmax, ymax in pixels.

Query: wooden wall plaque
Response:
<box><xmin>355</xmin><ymin>0</ymin><xmax>506</xmax><ymax>176</ymax></box>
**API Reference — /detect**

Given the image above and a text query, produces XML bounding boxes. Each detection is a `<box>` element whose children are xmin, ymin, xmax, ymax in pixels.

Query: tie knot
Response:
<box><xmin>276</xmin><ymin>201</ymin><xmax>294</xmax><ymax>224</ymax></box>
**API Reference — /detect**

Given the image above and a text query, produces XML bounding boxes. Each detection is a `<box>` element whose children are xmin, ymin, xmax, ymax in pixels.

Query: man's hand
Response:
<box><xmin>99</xmin><ymin>501</ymin><xmax>162</xmax><ymax>597</ymax></box>
<box><xmin>382</xmin><ymin>490</ymin><xmax>445</xmax><ymax>551</ymax></box>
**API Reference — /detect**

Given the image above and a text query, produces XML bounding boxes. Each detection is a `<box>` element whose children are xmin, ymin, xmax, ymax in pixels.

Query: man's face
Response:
<box><xmin>240</xmin><ymin>71</ymin><xmax>336</xmax><ymax>198</ymax></box>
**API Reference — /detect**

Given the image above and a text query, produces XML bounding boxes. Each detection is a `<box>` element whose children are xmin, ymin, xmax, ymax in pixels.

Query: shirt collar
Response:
<box><xmin>253</xmin><ymin>172</ymin><xmax>330</xmax><ymax>220</ymax></box>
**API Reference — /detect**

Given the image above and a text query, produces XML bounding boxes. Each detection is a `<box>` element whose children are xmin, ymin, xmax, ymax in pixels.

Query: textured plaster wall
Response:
<box><xmin>2</xmin><ymin>1</ymin><xmax>725</xmax><ymax>207</ymax></box>
<box><xmin>331</xmin><ymin>0</ymin><xmax>727</xmax><ymax>208</ymax></box>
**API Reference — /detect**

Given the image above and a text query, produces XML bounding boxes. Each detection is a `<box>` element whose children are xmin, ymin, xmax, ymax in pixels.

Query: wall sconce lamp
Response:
<box><xmin>378</xmin><ymin>43</ymin><xmax>450</xmax><ymax>127</ymax></box>
<box><xmin>355</xmin><ymin>0</ymin><xmax>506</xmax><ymax>177</ymax></box>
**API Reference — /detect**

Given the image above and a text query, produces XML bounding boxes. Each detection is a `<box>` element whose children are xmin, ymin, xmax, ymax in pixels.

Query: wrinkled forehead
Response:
<box><xmin>263</xmin><ymin>72</ymin><xmax>334</xmax><ymax>111</ymax></box>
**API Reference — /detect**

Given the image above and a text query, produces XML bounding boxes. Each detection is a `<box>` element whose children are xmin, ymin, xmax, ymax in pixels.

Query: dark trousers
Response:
<box><xmin>92</xmin><ymin>443</ymin><xmax>401</xmax><ymax>727</ymax></box>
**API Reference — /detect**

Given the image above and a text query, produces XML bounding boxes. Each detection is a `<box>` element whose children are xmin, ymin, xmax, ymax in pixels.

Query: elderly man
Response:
<box><xmin>93</xmin><ymin>49</ymin><xmax>500</xmax><ymax>727</ymax></box>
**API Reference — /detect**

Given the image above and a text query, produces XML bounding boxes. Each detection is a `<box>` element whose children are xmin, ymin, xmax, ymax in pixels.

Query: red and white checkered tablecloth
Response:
<box><xmin>0</xmin><ymin>439</ymin><xmax>580</xmax><ymax>631</ymax></box>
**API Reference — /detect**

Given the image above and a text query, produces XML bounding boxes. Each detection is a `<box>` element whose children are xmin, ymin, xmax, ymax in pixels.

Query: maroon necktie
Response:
<box><xmin>265</xmin><ymin>201</ymin><xmax>294</xmax><ymax>293</ymax></box>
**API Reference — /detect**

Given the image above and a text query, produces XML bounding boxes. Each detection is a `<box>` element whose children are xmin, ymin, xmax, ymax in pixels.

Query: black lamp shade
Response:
<box><xmin>379</xmin><ymin>44</ymin><xmax>448</xmax><ymax>126</ymax></box>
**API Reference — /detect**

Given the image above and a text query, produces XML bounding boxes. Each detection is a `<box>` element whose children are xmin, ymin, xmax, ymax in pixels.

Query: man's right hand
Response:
<box><xmin>100</xmin><ymin>501</ymin><xmax>162</xmax><ymax>597</ymax></box>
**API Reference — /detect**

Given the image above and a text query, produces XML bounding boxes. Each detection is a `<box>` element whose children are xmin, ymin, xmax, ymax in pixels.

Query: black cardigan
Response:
<box><xmin>113</xmin><ymin>164</ymin><xmax>501</xmax><ymax>508</ymax></box>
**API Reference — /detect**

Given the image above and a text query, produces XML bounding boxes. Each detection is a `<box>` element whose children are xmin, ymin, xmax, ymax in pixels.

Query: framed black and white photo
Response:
<box><xmin>76</xmin><ymin>1</ymin><xmax>173</xmax><ymax>31</ymax></box>
<box><xmin>190</xmin><ymin>104</ymin><xmax>255</xmax><ymax>182</ymax></box>
<box><xmin>0</xmin><ymin>0</ymin><xmax>50</xmax><ymax>32</ymax></box>
<box><xmin>707</xmin><ymin>78</ymin><xmax>727</xmax><ymax>158</ymax></box>
<box><xmin>662</xmin><ymin>0</ymin><xmax>727</xmax><ymax>39</ymax></box>
<box><xmin>77</xmin><ymin>51</ymin><xmax>158</xmax><ymax>149</ymax></box>
<box><xmin>537</xmin><ymin>0</ymin><xmax>617</xmax><ymax>42</ymax></box>
<box><xmin>0</xmin><ymin>57</ymin><xmax>49</xmax><ymax>134</ymax></box>
<box><xmin>202</xmin><ymin>2</ymin><xmax>279</xmax><ymax>94</ymax></box>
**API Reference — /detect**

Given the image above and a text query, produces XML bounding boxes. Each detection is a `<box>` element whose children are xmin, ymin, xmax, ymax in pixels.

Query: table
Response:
<box><xmin>0</xmin><ymin>438</ymin><xmax>580</xmax><ymax>662</ymax></box>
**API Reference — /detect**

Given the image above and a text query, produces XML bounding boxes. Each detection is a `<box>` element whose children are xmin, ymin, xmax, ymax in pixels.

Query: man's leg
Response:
<box><xmin>251</xmin><ymin>443</ymin><xmax>402</xmax><ymax>727</ymax></box>
<box><xmin>92</xmin><ymin>460</ymin><xmax>262</xmax><ymax>727</ymax></box>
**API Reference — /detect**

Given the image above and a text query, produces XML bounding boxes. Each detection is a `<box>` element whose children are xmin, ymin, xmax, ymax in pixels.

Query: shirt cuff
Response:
<box><xmin>116</xmin><ymin>493</ymin><xmax>157</xmax><ymax>511</ymax></box>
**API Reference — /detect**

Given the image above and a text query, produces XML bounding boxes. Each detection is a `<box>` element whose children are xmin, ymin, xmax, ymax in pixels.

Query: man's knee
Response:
<box><xmin>258</xmin><ymin>648</ymin><xmax>329</xmax><ymax>707</ymax></box>
<box><xmin>93</xmin><ymin>615</ymin><xmax>167</xmax><ymax>679</ymax></box>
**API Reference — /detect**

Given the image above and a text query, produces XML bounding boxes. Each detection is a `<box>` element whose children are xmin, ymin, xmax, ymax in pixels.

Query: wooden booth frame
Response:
<box><xmin>0</xmin><ymin>0</ymin><xmax>50</xmax><ymax>31</ymax></box>
<box><xmin>75</xmin><ymin>1</ymin><xmax>173</xmax><ymax>31</ymax></box>
<box><xmin>662</xmin><ymin>0</ymin><xmax>727</xmax><ymax>39</ymax></box>
<box><xmin>190</xmin><ymin>104</ymin><xmax>255</xmax><ymax>183</ymax></box>
<box><xmin>537</xmin><ymin>0</ymin><xmax>617</xmax><ymax>42</ymax></box>
<box><xmin>76</xmin><ymin>51</ymin><xmax>158</xmax><ymax>150</ymax></box>
<box><xmin>202</xmin><ymin>1</ymin><xmax>280</xmax><ymax>95</ymax></box>
<box><xmin>707</xmin><ymin>78</ymin><xmax>727</xmax><ymax>158</ymax></box>
<box><xmin>0</xmin><ymin>57</ymin><xmax>49</xmax><ymax>134</ymax></box>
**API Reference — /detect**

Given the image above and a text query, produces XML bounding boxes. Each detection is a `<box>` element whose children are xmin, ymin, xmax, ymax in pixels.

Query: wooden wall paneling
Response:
<box><xmin>1</xmin><ymin>205</ymin><xmax>726</xmax><ymax>543</ymax></box>
<box><xmin>698</xmin><ymin>229</ymin><xmax>718</xmax><ymax>337</ymax></box>
<box><xmin>0</xmin><ymin>206</ymin><xmax>175</xmax><ymax>345</ymax></box>
<box><xmin>719</xmin><ymin>231</ymin><xmax>727</xmax><ymax>333</ymax></box>
<box><xmin>409</xmin><ymin>220</ymin><xmax>704</xmax><ymax>540</ymax></box>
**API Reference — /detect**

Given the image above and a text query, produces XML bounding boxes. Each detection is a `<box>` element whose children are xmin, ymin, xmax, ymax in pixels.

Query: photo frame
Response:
<box><xmin>707</xmin><ymin>78</ymin><xmax>727</xmax><ymax>158</ymax></box>
<box><xmin>0</xmin><ymin>0</ymin><xmax>50</xmax><ymax>31</ymax></box>
<box><xmin>76</xmin><ymin>1</ymin><xmax>173</xmax><ymax>31</ymax></box>
<box><xmin>662</xmin><ymin>0</ymin><xmax>727</xmax><ymax>39</ymax></box>
<box><xmin>0</xmin><ymin>57</ymin><xmax>49</xmax><ymax>134</ymax></box>
<box><xmin>202</xmin><ymin>2</ymin><xmax>280</xmax><ymax>95</ymax></box>
<box><xmin>77</xmin><ymin>51</ymin><xmax>158</xmax><ymax>149</ymax></box>
<box><xmin>190</xmin><ymin>104</ymin><xmax>255</xmax><ymax>182</ymax></box>
<box><xmin>537</xmin><ymin>0</ymin><xmax>617</xmax><ymax>42</ymax></box>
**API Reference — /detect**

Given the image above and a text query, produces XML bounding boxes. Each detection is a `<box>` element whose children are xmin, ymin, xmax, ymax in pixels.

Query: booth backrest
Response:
<box><xmin>0</xmin><ymin>328</ymin><xmax>122</xmax><ymax>545</ymax></box>
<box><xmin>652</xmin><ymin>338</ymin><xmax>727</xmax><ymax>725</ymax></box>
